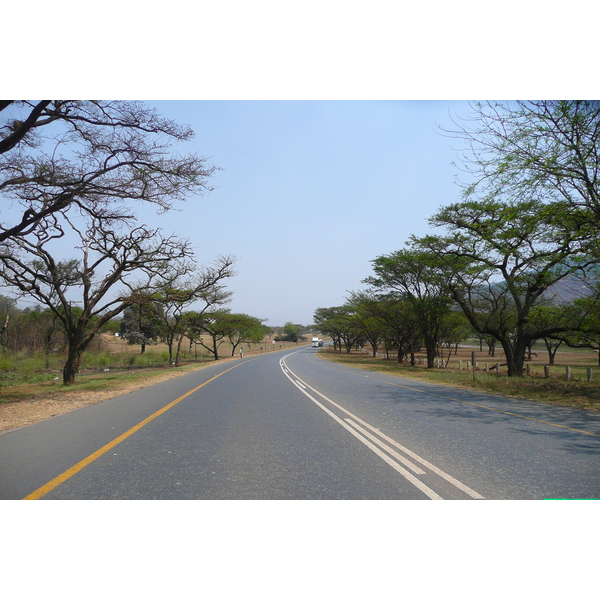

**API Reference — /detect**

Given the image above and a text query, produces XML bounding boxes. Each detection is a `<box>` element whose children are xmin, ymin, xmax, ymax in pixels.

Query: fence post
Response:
<box><xmin>587</xmin><ymin>367</ymin><xmax>592</xmax><ymax>383</ymax></box>
<box><xmin>544</xmin><ymin>366</ymin><xmax>550</xmax><ymax>378</ymax></box>
<box><xmin>566</xmin><ymin>366</ymin><xmax>571</xmax><ymax>381</ymax></box>
<box><xmin>459</xmin><ymin>360</ymin><xmax>463</xmax><ymax>370</ymax></box>
<box><xmin>495</xmin><ymin>363</ymin><xmax>500</xmax><ymax>373</ymax></box>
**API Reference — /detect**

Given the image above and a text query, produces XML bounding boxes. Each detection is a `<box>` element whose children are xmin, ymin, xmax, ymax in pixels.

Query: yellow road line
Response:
<box><xmin>23</xmin><ymin>359</ymin><xmax>252</xmax><ymax>500</ymax></box>
<box><xmin>312</xmin><ymin>355</ymin><xmax>600</xmax><ymax>438</ymax></box>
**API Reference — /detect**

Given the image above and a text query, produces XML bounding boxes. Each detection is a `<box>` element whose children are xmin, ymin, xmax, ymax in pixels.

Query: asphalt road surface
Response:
<box><xmin>1</xmin><ymin>345</ymin><xmax>599</xmax><ymax>499</ymax></box>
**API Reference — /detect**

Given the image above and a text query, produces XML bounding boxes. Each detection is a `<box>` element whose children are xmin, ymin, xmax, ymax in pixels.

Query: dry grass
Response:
<box><xmin>0</xmin><ymin>334</ymin><xmax>306</xmax><ymax>432</ymax></box>
<box><xmin>320</xmin><ymin>344</ymin><xmax>600</xmax><ymax>412</ymax></box>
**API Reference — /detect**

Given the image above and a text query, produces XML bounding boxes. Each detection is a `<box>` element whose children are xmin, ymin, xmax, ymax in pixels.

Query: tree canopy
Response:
<box><xmin>320</xmin><ymin>101</ymin><xmax>600</xmax><ymax>376</ymax></box>
<box><xmin>0</xmin><ymin>100</ymin><xmax>218</xmax><ymax>244</ymax></box>
<box><xmin>0</xmin><ymin>100</ymin><xmax>233</xmax><ymax>383</ymax></box>
<box><xmin>444</xmin><ymin>100</ymin><xmax>600</xmax><ymax>221</ymax></box>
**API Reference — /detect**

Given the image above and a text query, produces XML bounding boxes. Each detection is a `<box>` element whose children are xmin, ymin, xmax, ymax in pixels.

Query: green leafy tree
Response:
<box><xmin>282</xmin><ymin>322</ymin><xmax>299</xmax><ymax>343</ymax></box>
<box><xmin>364</xmin><ymin>247</ymin><xmax>454</xmax><ymax>368</ymax></box>
<box><xmin>443</xmin><ymin>100</ymin><xmax>600</xmax><ymax>223</ymax></box>
<box><xmin>346</xmin><ymin>291</ymin><xmax>388</xmax><ymax>357</ymax></box>
<box><xmin>373</xmin><ymin>296</ymin><xmax>423</xmax><ymax>364</ymax></box>
<box><xmin>225</xmin><ymin>314</ymin><xmax>269</xmax><ymax>356</ymax></box>
<box><xmin>314</xmin><ymin>307</ymin><xmax>342</xmax><ymax>352</ymax></box>
<box><xmin>313</xmin><ymin>306</ymin><xmax>361</xmax><ymax>354</ymax></box>
<box><xmin>155</xmin><ymin>261</ymin><xmax>235</xmax><ymax>365</ymax></box>
<box><xmin>420</xmin><ymin>198</ymin><xmax>598</xmax><ymax>376</ymax></box>
<box><xmin>120</xmin><ymin>296</ymin><xmax>165</xmax><ymax>354</ymax></box>
<box><xmin>192</xmin><ymin>310</ymin><xmax>237</xmax><ymax>360</ymax></box>
<box><xmin>550</xmin><ymin>286</ymin><xmax>600</xmax><ymax>365</ymax></box>
<box><xmin>438</xmin><ymin>310</ymin><xmax>472</xmax><ymax>362</ymax></box>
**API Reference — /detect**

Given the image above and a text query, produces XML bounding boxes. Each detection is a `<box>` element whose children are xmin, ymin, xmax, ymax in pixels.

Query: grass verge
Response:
<box><xmin>318</xmin><ymin>349</ymin><xmax>600</xmax><ymax>412</ymax></box>
<box><xmin>0</xmin><ymin>360</ymin><xmax>220</xmax><ymax>404</ymax></box>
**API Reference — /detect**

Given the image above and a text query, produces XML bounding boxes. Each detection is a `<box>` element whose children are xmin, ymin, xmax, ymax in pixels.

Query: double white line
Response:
<box><xmin>280</xmin><ymin>354</ymin><xmax>484</xmax><ymax>500</ymax></box>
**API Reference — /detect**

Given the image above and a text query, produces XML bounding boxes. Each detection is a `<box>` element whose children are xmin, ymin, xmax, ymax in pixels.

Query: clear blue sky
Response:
<box><xmin>141</xmin><ymin>100</ymin><xmax>469</xmax><ymax>326</ymax></box>
<box><xmin>7</xmin><ymin>2</ymin><xmax>593</xmax><ymax>327</ymax></box>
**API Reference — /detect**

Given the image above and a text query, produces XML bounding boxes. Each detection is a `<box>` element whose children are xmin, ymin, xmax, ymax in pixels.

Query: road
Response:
<box><xmin>1</xmin><ymin>345</ymin><xmax>599</xmax><ymax>499</ymax></box>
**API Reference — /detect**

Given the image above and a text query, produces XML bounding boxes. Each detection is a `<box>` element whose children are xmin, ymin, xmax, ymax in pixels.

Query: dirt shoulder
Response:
<box><xmin>0</xmin><ymin>358</ymin><xmax>238</xmax><ymax>434</ymax></box>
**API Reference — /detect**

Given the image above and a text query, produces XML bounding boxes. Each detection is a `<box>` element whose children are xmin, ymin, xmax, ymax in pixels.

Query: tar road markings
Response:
<box><xmin>280</xmin><ymin>352</ymin><xmax>484</xmax><ymax>500</ymax></box>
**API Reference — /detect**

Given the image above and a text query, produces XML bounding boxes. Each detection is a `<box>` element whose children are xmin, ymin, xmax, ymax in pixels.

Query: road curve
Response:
<box><xmin>1</xmin><ymin>345</ymin><xmax>599</xmax><ymax>499</ymax></box>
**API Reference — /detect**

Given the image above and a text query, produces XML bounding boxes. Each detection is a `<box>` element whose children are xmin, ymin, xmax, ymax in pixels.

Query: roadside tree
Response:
<box><xmin>346</xmin><ymin>291</ymin><xmax>391</xmax><ymax>358</ymax></box>
<box><xmin>225</xmin><ymin>314</ymin><xmax>269</xmax><ymax>356</ymax></box>
<box><xmin>282</xmin><ymin>322</ymin><xmax>300</xmax><ymax>343</ymax></box>
<box><xmin>155</xmin><ymin>261</ymin><xmax>236</xmax><ymax>365</ymax></box>
<box><xmin>364</xmin><ymin>247</ymin><xmax>454</xmax><ymax>368</ymax></box>
<box><xmin>120</xmin><ymin>295</ymin><xmax>165</xmax><ymax>354</ymax></box>
<box><xmin>0</xmin><ymin>100</ymin><xmax>217</xmax><ymax>243</ymax></box>
<box><xmin>314</xmin><ymin>306</ymin><xmax>362</xmax><ymax>354</ymax></box>
<box><xmin>0</xmin><ymin>209</ymin><xmax>209</xmax><ymax>383</ymax></box>
<box><xmin>420</xmin><ymin>197</ymin><xmax>598</xmax><ymax>376</ymax></box>
<box><xmin>550</xmin><ymin>286</ymin><xmax>600</xmax><ymax>365</ymax></box>
<box><xmin>0</xmin><ymin>294</ymin><xmax>18</xmax><ymax>347</ymax></box>
<box><xmin>443</xmin><ymin>100</ymin><xmax>600</xmax><ymax>224</ymax></box>
<box><xmin>192</xmin><ymin>309</ymin><xmax>237</xmax><ymax>360</ymax></box>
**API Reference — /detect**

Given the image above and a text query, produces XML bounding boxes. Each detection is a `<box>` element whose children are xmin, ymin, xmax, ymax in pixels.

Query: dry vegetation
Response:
<box><xmin>0</xmin><ymin>334</ymin><xmax>304</xmax><ymax>433</ymax></box>
<box><xmin>3</xmin><ymin>335</ymin><xmax>598</xmax><ymax>434</ymax></box>
<box><xmin>321</xmin><ymin>343</ymin><xmax>600</xmax><ymax>412</ymax></box>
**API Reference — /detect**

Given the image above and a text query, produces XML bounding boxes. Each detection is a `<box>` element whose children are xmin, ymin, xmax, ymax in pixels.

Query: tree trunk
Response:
<box><xmin>425</xmin><ymin>338</ymin><xmax>437</xmax><ymax>369</ymax></box>
<box><xmin>44</xmin><ymin>318</ymin><xmax>57</xmax><ymax>369</ymax></box>
<box><xmin>166</xmin><ymin>335</ymin><xmax>175</xmax><ymax>364</ymax></box>
<box><xmin>501</xmin><ymin>339</ymin><xmax>526</xmax><ymax>377</ymax></box>
<box><xmin>544</xmin><ymin>338</ymin><xmax>562</xmax><ymax>365</ymax></box>
<box><xmin>175</xmin><ymin>332</ymin><xmax>187</xmax><ymax>365</ymax></box>
<box><xmin>63</xmin><ymin>345</ymin><xmax>83</xmax><ymax>385</ymax></box>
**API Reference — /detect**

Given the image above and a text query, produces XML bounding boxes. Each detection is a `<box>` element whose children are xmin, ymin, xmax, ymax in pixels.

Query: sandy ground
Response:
<box><xmin>0</xmin><ymin>358</ymin><xmax>237</xmax><ymax>434</ymax></box>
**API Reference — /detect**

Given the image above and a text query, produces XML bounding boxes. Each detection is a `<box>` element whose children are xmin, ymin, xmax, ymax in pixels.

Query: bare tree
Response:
<box><xmin>0</xmin><ymin>201</ymin><xmax>234</xmax><ymax>383</ymax></box>
<box><xmin>0</xmin><ymin>100</ymin><xmax>218</xmax><ymax>243</ymax></box>
<box><xmin>0</xmin><ymin>100</ymin><xmax>233</xmax><ymax>384</ymax></box>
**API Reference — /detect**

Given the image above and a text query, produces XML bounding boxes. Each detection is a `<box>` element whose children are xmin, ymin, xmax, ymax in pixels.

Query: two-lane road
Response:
<box><xmin>1</xmin><ymin>345</ymin><xmax>599</xmax><ymax>499</ymax></box>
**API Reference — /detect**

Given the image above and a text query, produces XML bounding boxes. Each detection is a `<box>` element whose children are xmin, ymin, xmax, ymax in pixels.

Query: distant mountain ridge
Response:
<box><xmin>544</xmin><ymin>274</ymin><xmax>599</xmax><ymax>304</ymax></box>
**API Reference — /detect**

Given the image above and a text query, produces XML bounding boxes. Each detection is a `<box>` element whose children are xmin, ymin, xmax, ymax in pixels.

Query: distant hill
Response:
<box><xmin>543</xmin><ymin>274</ymin><xmax>598</xmax><ymax>304</ymax></box>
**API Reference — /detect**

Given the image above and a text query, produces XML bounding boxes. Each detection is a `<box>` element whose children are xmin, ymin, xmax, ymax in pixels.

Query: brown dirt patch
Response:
<box><xmin>0</xmin><ymin>358</ymin><xmax>238</xmax><ymax>434</ymax></box>
<box><xmin>0</xmin><ymin>338</ymin><xmax>306</xmax><ymax>434</ymax></box>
